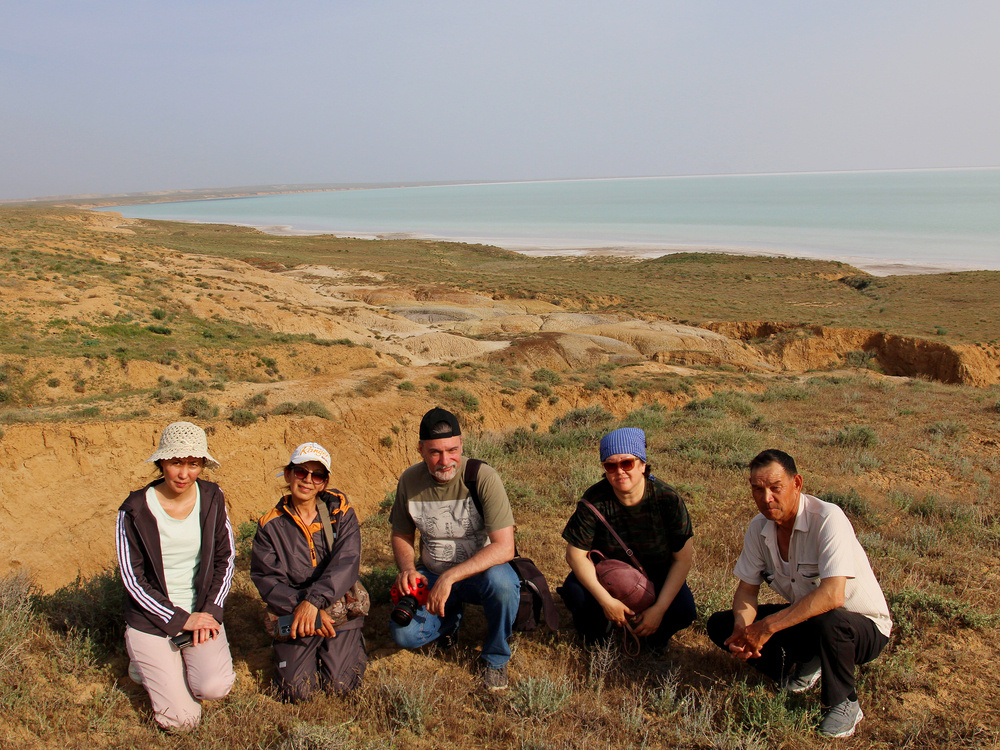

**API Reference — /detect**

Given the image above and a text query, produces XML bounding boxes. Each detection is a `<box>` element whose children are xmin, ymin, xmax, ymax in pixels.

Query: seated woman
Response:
<box><xmin>250</xmin><ymin>443</ymin><xmax>366</xmax><ymax>701</ymax></box>
<box><xmin>116</xmin><ymin>421</ymin><xmax>236</xmax><ymax>731</ymax></box>
<box><xmin>559</xmin><ymin>427</ymin><xmax>696</xmax><ymax>650</ymax></box>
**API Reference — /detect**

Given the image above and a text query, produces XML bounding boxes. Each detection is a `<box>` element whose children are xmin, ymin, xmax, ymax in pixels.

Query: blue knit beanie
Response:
<box><xmin>599</xmin><ymin>428</ymin><xmax>646</xmax><ymax>463</ymax></box>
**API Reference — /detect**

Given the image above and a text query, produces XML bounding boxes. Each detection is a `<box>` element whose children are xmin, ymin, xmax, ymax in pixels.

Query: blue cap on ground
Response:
<box><xmin>599</xmin><ymin>427</ymin><xmax>646</xmax><ymax>463</ymax></box>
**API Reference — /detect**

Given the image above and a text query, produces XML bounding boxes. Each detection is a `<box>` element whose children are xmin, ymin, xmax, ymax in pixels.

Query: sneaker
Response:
<box><xmin>781</xmin><ymin>655</ymin><xmax>822</xmax><ymax>693</ymax></box>
<box><xmin>818</xmin><ymin>699</ymin><xmax>863</xmax><ymax>739</ymax></box>
<box><xmin>480</xmin><ymin>662</ymin><xmax>509</xmax><ymax>691</ymax></box>
<box><xmin>127</xmin><ymin>661</ymin><xmax>144</xmax><ymax>685</ymax></box>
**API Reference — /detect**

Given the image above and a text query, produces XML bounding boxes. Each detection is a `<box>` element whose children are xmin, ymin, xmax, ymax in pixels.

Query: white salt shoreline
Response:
<box><xmin>246</xmin><ymin>222</ymin><xmax>986</xmax><ymax>277</ymax></box>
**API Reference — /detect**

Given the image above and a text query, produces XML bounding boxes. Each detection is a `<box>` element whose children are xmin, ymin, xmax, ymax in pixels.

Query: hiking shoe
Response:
<box><xmin>480</xmin><ymin>662</ymin><xmax>509</xmax><ymax>691</ymax></box>
<box><xmin>818</xmin><ymin>699</ymin><xmax>863</xmax><ymax>738</ymax></box>
<box><xmin>127</xmin><ymin>661</ymin><xmax>144</xmax><ymax>685</ymax></box>
<box><xmin>435</xmin><ymin>630</ymin><xmax>459</xmax><ymax>651</ymax></box>
<box><xmin>780</xmin><ymin>655</ymin><xmax>822</xmax><ymax>693</ymax></box>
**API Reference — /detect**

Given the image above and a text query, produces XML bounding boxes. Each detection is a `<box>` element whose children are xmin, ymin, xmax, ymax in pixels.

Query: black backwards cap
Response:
<box><xmin>419</xmin><ymin>407</ymin><xmax>461</xmax><ymax>440</ymax></box>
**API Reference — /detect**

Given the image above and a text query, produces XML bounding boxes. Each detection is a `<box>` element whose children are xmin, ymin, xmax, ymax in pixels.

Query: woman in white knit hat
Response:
<box><xmin>116</xmin><ymin>421</ymin><xmax>236</xmax><ymax>731</ymax></box>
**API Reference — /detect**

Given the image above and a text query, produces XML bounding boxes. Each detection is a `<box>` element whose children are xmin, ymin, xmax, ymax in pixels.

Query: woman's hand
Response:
<box><xmin>183</xmin><ymin>612</ymin><xmax>221</xmax><ymax>645</ymax></box>
<box><xmin>599</xmin><ymin>597</ymin><xmax>635</xmax><ymax>627</ymax></box>
<box><xmin>629</xmin><ymin>605</ymin><xmax>665</xmax><ymax>637</ymax></box>
<box><xmin>316</xmin><ymin>609</ymin><xmax>338</xmax><ymax>638</ymax></box>
<box><xmin>291</xmin><ymin>600</ymin><xmax>320</xmax><ymax>638</ymax></box>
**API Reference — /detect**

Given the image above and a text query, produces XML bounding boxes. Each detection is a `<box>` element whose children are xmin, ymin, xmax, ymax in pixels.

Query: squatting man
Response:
<box><xmin>708</xmin><ymin>449</ymin><xmax>892</xmax><ymax>739</ymax></box>
<box><xmin>388</xmin><ymin>407</ymin><xmax>520</xmax><ymax>690</ymax></box>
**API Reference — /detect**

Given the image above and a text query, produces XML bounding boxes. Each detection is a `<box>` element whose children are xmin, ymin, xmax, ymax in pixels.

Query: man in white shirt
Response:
<box><xmin>707</xmin><ymin>449</ymin><xmax>891</xmax><ymax>739</ymax></box>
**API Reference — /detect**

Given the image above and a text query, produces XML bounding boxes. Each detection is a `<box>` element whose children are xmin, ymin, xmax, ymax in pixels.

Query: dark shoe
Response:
<box><xmin>818</xmin><ymin>699</ymin><xmax>863</xmax><ymax>738</ymax></box>
<box><xmin>480</xmin><ymin>662</ymin><xmax>508</xmax><ymax>691</ymax></box>
<box><xmin>435</xmin><ymin>630</ymin><xmax>459</xmax><ymax>651</ymax></box>
<box><xmin>781</xmin><ymin>655</ymin><xmax>822</xmax><ymax>693</ymax></box>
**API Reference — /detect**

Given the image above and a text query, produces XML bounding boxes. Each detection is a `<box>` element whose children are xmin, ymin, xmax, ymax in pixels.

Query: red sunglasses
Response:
<box><xmin>602</xmin><ymin>457</ymin><xmax>637</xmax><ymax>474</ymax></box>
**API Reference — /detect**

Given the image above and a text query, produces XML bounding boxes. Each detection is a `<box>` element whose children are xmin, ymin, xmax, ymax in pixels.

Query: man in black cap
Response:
<box><xmin>388</xmin><ymin>407</ymin><xmax>519</xmax><ymax>690</ymax></box>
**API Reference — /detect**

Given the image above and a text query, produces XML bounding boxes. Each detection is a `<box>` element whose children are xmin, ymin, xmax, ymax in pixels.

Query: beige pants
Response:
<box><xmin>125</xmin><ymin>624</ymin><xmax>235</xmax><ymax>730</ymax></box>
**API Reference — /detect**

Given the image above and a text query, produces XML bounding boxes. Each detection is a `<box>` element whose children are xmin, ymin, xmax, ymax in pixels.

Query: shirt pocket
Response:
<box><xmin>797</xmin><ymin>562</ymin><xmax>821</xmax><ymax>586</ymax></box>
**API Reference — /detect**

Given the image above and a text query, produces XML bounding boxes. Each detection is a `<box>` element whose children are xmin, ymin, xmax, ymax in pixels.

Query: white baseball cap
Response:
<box><xmin>287</xmin><ymin>442</ymin><xmax>331</xmax><ymax>471</ymax></box>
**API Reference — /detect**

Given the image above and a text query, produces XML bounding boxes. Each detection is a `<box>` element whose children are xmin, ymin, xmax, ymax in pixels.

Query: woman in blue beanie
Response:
<box><xmin>559</xmin><ymin>427</ymin><xmax>696</xmax><ymax>650</ymax></box>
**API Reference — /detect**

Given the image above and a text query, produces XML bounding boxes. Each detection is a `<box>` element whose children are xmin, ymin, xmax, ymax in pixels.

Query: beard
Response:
<box><xmin>431</xmin><ymin>463</ymin><xmax>458</xmax><ymax>482</ymax></box>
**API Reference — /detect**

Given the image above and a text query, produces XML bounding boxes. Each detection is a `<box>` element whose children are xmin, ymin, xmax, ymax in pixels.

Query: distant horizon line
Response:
<box><xmin>7</xmin><ymin>164</ymin><xmax>1000</xmax><ymax>205</ymax></box>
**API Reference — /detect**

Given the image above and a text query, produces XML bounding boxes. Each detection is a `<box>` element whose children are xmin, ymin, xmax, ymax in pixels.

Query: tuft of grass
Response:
<box><xmin>181</xmin><ymin>396</ymin><xmax>219</xmax><ymax>419</ymax></box>
<box><xmin>0</xmin><ymin>572</ymin><xmax>36</xmax><ymax>675</ymax></box>
<box><xmin>506</xmin><ymin>676</ymin><xmax>573</xmax><ymax>719</ymax></box>
<box><xmin>34</xmin><ymin>568</ymin><xmax>126</xmax><ymax>656</ymax></box>
<box><xmin>229</xmin><ymin>408</ymin><xmax>259</xmax><ymax>427</ymax></box>
<box><xmin>832</xmin><ymin>424</ymin><xmax>879</xmax><ymax>449</ymax></box>
<box><xmin>272</xmin><ymin>400</ymin><xmax>332</xmax><ymax>419</ymax></box>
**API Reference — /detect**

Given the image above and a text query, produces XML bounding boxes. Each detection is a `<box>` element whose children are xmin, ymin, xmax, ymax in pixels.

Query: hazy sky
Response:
<box><xmin>3</xmin><ymin>1</ymin><xmax>999</xmax><ymax>200</ymax></box>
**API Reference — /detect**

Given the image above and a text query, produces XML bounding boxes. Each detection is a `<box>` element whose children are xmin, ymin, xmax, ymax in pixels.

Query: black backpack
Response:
<box><xmin>464</xmin><ymin>459</ymin><xmax>560</xmax><ymax>632</ymax></box>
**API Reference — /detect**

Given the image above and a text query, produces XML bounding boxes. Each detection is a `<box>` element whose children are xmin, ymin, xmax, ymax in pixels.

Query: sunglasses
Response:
<box><xmin>291</xmin><ymin>466</ymin><xmax>329</xmax><ymax>484</ymax></box>
<box><xmin>602</xmin><ymin>457</ymin><xmax>637</xmax><ymax>474</ymax></box>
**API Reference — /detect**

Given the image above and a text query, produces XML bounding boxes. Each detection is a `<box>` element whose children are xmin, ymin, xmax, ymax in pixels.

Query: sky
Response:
<box><xmin>2</xmin><ymin>1</ymin><xmax>1000</xmax><ymax>200</ymax></box>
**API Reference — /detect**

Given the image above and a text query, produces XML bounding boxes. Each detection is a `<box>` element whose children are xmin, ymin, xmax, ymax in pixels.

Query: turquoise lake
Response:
<box><xmin>101</xmin><ymin>169</ymin><xmax>1000</xmax><ymax>274</ymax></box>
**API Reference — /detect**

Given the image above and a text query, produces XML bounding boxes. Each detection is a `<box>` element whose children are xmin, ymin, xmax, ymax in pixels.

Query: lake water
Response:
<box><xmin>101</xmin><ymin>169</ymin><xmax>1000</xmax><ymax>275</ymax></box>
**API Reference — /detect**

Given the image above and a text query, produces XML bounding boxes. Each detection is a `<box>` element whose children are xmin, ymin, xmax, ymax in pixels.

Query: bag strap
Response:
<box><xmin>315</xmin><ymin>492</ymin><xmax>338</xmax><ymax>554</ymax></box>
<box><xmin>580</xmin><ymin>498</ymin><xmax>648</xmax><ymax>577</ymax></box>
<box><xmin>464</xmin><ymin>458</ymin><xmax>484</xmax><ymax>517</ymax></box>
<box><xmin>464</xmin><ymin>457</ymin><xmax>521</xmax><ymax>558</ymax></box>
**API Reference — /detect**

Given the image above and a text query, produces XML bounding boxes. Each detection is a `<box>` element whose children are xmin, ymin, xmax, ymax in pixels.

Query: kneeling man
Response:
<box><xmin>707</xmin><ymin>449</ymin><xmax>891</xmax><ymax>739</ymax></box>
<box><xmin>389</xmin><ymin>407</ymin><xmax>520</xmax><ymax>690</ymax></box>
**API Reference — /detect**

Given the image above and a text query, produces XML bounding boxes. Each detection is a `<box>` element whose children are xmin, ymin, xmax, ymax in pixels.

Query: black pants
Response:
<box><xmin>706</xmin><ymin>604</ymin><xmax>889</xmax><ymax>707</ymax></box>
<box><xmin>558</xmin><ymin>571</ymin><xmax>696</xmax><ymax>648</ymax></box>
<box><xmin>272</xmin><ymin>626</ymin><xmax>366</xmax><ymax>702</ymax></box>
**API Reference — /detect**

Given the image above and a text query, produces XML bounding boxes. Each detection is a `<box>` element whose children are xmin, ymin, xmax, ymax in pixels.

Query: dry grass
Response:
<box><xmin>2</xmin><ymin>207</ymin><xmax>1000</xmax><ymax>747</ymax></box>
<box><xmin>3</xmin><ymin>375</ymin><xmax>998</xmax><ymax>748</ymax></box>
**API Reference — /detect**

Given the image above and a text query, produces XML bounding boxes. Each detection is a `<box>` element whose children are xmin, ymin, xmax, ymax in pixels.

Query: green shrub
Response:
<box><xmin>506</xmin><ymin>676</ymin><xmax>572</xmax><ymax>718</ymax></box>
<box><xmin>526</xmin><ymin>393</ymin><xmax>542</xmax><ymax>410</ymax></box>
<box><xmin>550</xmin><ymin>406</ymin><xmax>614</xmax><ymax>433</ymax></box>
<box><xmin>145</xmin><ymin>324</ymin><xmax>172</xmax><ymax>335</ymax></box>
<box><xmin>230</xmin><ymin>409</ymin><xmax>259</xmax><ymax>427</ymax></box>
<box><xmin>818</xmin><ymin>488</ymin><xmax>872</xmax><ymax>521</ymax></box>
<box><xmin>435</xmin><ymin>371</ymin><xmax>460</xmax><ymax>383</ymax></box>
<box><xmin>531</xmin><ymin>368</ymin><xmax>562</xmax><ymax>386</ymax></box>
<box><xmin>181</xmin><ymin>396</ymin><xmax>218</xmax><ymax>419</ymax></box>
<box><xmin>832</xmin><ymin>425</ymin><xmax>878</xmax><ymax>449</ymax></box>
<box><xmin>398</xmin><ymin>381</ymin><xmax>415</xmax><ymax>391</ymax></box>
<box><xmin>272</xmin><ymin>401</ymin><xmax>332</xmax><ymax>419</ymax></box>
<box><xmin>442</xmin><ymin>387</ymin><xmax>479</xmax><ymax>412</ymax></box>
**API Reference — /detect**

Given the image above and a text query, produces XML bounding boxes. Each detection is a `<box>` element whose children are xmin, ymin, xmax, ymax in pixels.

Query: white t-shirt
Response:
<box><xmin>146</xmin><ymin>485</ymin><xmax>202</xmax><ymax>614</ymax></box>
<box><xmin>733</xmin><ymin>492</ymin><xmax>892</xmax><ymax>637</ymax></box>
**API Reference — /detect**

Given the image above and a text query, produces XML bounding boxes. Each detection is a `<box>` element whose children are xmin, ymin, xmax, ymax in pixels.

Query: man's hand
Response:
<box><xmin>724</xmin><ymin>620</ymin><xmax>771</xmax><ymax>660</ymax></box>
<box><xmin>394</xmin><ymin>569</ymin><xmax>427</xmax><ymax>599</ymax></box>
<box><xmin>426</xmin><ymin>572</ymin><xmax>454</xmax><ymax>617</ymax></box>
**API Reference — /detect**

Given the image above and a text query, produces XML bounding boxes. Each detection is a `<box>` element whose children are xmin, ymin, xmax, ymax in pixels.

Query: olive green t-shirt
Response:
<box><xmin>390</xmin><ymin>457</ymin><xmax>515</xmax><ymax>574</ymax></box>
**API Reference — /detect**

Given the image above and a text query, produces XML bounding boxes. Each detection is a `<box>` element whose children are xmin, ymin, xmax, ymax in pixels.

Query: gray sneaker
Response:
<box><xmin>780</xmin><ymin>655</ymin><xmax>822</xmax><ymax>693</ymax></box>
<box><xmin>480</xmin><ymin>662</ymin><xmax>508</xmax><ymax>691</ymax></box>
<box><xmin>818</xmin><ymin>699</ymin><xmax>863</xmax><ymax>738</ymax></box>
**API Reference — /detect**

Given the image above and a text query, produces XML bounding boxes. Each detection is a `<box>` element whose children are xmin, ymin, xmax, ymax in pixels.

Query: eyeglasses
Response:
<box><xmin>291</xmin><ymin>466</ymin><xmax>329</xmax><ymax>484</ymax></box>
<box><xmin>602</xmin><ymin>457</ymin><xmax>637</xmax><ymax>474</ymax></box>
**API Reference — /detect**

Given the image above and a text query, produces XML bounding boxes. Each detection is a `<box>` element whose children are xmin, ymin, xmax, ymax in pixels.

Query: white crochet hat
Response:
<box><xmin>146</xmin><ymin>421</ymin><xmax>220</xmax><ymax>470</ymax></box>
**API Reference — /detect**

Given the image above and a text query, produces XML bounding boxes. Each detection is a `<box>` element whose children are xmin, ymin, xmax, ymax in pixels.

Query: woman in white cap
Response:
<box><xmin>116</xmin><ymin>421</ymin><xmax>236</xmax><ymax>731</ymax></box>
<box><xmin>250</xmin><ymin>442</ymin><xmax>366</xmax><ymax>701</ymax></box>
<box><xmin>559</xmin><ymin>427</ymin><xmax>696</xmax><ymax>651</ymax></box>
